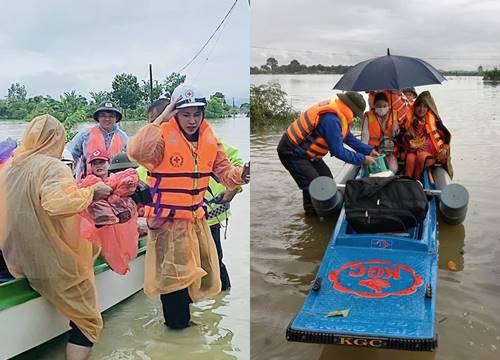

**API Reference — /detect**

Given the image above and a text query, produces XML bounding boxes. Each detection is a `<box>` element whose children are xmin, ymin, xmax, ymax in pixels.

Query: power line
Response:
<box><xmin>178</xmin><ymin>0</ymin><xmax>239</xmax><ymax>73</ymax></box>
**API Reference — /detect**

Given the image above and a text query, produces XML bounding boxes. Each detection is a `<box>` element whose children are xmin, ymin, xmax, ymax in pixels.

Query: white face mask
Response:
<box><xmin>375</xmin><ymin>106</ymin><xmax>389</xmax><ymax>117</ymax></box>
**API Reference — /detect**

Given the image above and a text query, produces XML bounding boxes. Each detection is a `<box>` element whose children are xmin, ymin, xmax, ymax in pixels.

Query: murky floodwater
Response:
<box><xmin>1</xmin><ymin>117</ymin><xmax>250</xmax><ymax>360</ymax></box>
<box><xmin>250</xmin><ymin>75</ymin><xmax>500</xmax><ymax>360</ymax></box>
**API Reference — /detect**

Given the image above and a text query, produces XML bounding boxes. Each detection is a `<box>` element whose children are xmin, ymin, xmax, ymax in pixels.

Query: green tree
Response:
<box><xmin>239</xmin><ymin>102</ymin><xmax>250</xmax><ymax>114</ymax></box>
<box><xmin>64</xmin><ymin>109</ymin><xmax>87</xmax><ymax>141</ymax></box>
<box><xmin>163</xmin><ymin>72</ymin><xmax>186</xmax><ymax>98</ymax></box>
<box><xmin>141</xmin><ymin>80</ymin><xmax>164</xmax><ymax>102</ymax></box>
<box><xmin>212</xmin><ymin>91</ymin><xmax>226</xmax><ymax>104</ymax></box>
<box><xmin>288</xmin><ymin>59</ymin><xmax>303</xmax><ymax>73</ymax></box>
<box><xmin>89</xmin><ymin>91</ymin><xmax>112</xmax><ymax>105</ymax></box>
<box><xmin>250</xmin><ymin>82</ymin><xmax>297</xmax><ymax>127</ymax></box>
<box><xmin>266</xmin><ymin>57</ymin><xmax>279</xmax><ymax>72</ymax></box>
<box><xmin>7</xmin><ymin>83</ymin><xmax>27</xmax><ymax>101</ymax></box>
<box><xmin>205</xmin><ymin>95</ymin><xmax>230</xmax><ymax>118</ymax></box>
<box><xmin>111</xmin><ymin>73</ymin><xmax>141</xmax><ymax>111</ymax></box>
<box><xmin>260</xmin><ymin>64</ymin><xmax>270</xmax><ymax>73</ymax></box>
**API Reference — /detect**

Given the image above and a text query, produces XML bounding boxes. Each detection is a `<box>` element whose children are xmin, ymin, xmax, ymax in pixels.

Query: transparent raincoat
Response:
<box><xmin>0</xmin><ymin>115</ymin><xmax>103</xmax><ymax>343</ymax></box>
<box><xmin>128</xmin><ymin>122</ymin><xmax>244</xmax><ymax>301</ymax></box>
<box><xmin>79</xmin><ymin>168</ymin><xmax>139</xmax><ymax>275</ymax></box>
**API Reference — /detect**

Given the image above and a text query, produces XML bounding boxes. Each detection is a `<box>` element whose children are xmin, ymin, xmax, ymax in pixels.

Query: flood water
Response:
<box><xmin>250</xmin><ymin>75</ymin><xmax>500</xmax><ymax>360</ymax></box>
<box><xmin>1</xmin><ymin>116</ymin><xmax>250</xmax><ymax>360</ymax></box>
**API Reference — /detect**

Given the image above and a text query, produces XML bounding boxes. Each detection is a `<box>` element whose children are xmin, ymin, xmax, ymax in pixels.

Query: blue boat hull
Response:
<box><xmin>287</xmin><ymin>174</ymin><xmax>438</xmax><ymax>351</ymax></box>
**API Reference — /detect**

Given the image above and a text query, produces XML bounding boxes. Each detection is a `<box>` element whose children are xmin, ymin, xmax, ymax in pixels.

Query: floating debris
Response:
<box><xmin>326</xmin><ymin>309</ymin><xmax>350</xmax><ymax>317</ymax></box>
<box><xmin>447</xmin><ymin>260</ymin><xmax>457</xmax><ymax>271</ymax></box>
<box><xmin>438</xmin><ymin>316</ymin><xmax>448</xmax><ymax>324</ymax></box>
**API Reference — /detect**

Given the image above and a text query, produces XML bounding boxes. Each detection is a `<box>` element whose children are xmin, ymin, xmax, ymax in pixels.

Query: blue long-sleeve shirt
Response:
<box><xmin>316</xmin><ymin>112</ymin><xmax>372</xmax><ymax>165</ymax></box>
<box><xmin>67</xmin><ymin>124</ymin><xmax>128</xmax><ymax>178</ymax></box>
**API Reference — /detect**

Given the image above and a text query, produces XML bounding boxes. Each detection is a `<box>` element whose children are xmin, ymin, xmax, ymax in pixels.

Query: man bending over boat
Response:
<box><xmin>277</xmin><ymin>92</ymin><xmax>378</xmax><ymax>215</ymax></box>
<box><xmin>0</xmin><ymin>115</ymin><xmax>112</xmax><ymax>360</ymax></box>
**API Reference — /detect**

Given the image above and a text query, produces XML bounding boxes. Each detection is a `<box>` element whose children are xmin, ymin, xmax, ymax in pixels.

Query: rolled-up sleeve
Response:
<box><xmin>127</xmin><ymin>124</ymin><xmax>165</xmax><ymax>171</ymax></box>
<box><xmin>212</xmin><ymin>142</ymin><xmax>244</xmax><ymax>190</ymax></box>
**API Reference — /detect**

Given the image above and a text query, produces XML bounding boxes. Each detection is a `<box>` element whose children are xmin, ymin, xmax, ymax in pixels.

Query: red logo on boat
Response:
<box><xmin>328</xmin><ymin>260</ymin><xmax>424</xmax><ymax>298</ymax></box>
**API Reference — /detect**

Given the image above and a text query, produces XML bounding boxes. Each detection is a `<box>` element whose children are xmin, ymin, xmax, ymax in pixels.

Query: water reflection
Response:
<box><xmin>438</xmin><ymin>218</ymin><xmax>465</xmax><ymax>272</ymax></box>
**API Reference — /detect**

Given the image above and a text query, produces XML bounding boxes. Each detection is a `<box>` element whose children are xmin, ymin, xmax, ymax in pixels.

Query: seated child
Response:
<box><xmin>79</xmin><ymin>149</ymin><xmax>140</xmax><ymax>274</ymax></box>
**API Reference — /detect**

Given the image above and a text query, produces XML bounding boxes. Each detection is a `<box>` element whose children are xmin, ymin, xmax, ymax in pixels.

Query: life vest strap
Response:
<box><xmin>154</xmin><ymin>202</ymin><xmax>204</xmax><ymax>211</ymax></box>
<box><xmin>148</xmin><ymin>171</ymin><xmax>212</xmax><ymax>179</ymax></box>
<box><xmin>156</xmin><ymin>187</ymin><xmax>208</xmax><ymax>195</ymax></box>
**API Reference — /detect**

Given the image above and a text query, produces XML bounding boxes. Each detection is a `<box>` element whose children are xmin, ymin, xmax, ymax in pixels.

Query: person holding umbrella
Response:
<box><xmin>277</xmin><ymin>91</ymin><xmax>378</xmax><ymax>215</ymax></box>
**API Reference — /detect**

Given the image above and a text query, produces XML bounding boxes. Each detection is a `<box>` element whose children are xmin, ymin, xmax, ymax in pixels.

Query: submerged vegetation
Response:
<box><xmin>250</xmin><ymin>82</ymin><xmax>297</xmax><ymax>129</ymax></box>
<box><xmin>1</xmin><ymin>73</ymin><xmax>246</xmax><ymax>140</ymax></box>
<box><xmin>483</xmin><ymin>68</ymin><xmax>500</xmax><ymax>81</ymax></box>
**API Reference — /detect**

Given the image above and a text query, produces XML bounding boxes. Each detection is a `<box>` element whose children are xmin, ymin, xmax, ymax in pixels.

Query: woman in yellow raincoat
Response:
<box><xmin>128</xmin><ymin>84</ymin><xmax>249</xmax><ymax>330</ymax></box>
<box><xmin>0</xmin><ymin>115</ymin><xmax>112</xmax><ymax>360</ymax></box>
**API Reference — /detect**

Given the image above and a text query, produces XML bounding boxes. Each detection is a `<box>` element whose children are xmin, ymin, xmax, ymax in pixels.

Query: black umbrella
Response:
<box><xmin>334</xmin><ymin>49</ymin><xmax>446</xmax><ymax>92</ymax></box>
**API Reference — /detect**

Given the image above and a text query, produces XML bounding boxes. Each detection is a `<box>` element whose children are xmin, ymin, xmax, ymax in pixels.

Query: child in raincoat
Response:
<box><xmin>79</xmin><ymin>149</ymin><xmax>140</xmax><ymax>275</ymax></box>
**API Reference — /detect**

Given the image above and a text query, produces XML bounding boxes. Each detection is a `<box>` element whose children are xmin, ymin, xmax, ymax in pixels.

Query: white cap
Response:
<box><xmin>171</xmin><ymin>84</ymin><xmax>207</xmax><ymax>109</ymax></box>
<box><xmin>61</xmin><ymin>149</ymin><xmax>74</xmax><ymax>163</ymax></box>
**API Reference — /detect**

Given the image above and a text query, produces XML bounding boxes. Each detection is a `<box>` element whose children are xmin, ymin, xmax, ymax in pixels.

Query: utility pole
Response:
<box><xmin>149</xmin><ymin>64</ymin><xmax>153</xmax><ymax>102</ymax></box>
<box><xmin>232</xmin><ymin>96</ymin><xmax>235</xmax><ymax>118</ymax></box>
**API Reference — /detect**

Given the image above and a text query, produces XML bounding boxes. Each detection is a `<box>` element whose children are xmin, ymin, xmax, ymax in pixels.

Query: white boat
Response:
<box><xmin>0</xmin><ymin>239</ymin><xmax>146</xmax><ymax>359</ymax></box>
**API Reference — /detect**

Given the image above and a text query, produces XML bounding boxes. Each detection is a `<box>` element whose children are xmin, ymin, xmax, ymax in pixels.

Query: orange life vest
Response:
<box><xmin>365</xmin><ymin>109</ymin><xmax>397</xmax><ymax>147</ymax></box>
<box><xmin>286</xmin><ymin>99</ymin><xmax>353</xmax><ymax>159</ymax></box>
<box><xmin>368</xmin><ymin>90</ymin><xmax>410</xmax><ymax>125</ymax></box>
<box><xmin>145</xmin><ymin>119</ymin><xmax>218</xmax><ymax>220</ymax></box>
<box><xmin>85</xmin><ymin>126</ymin><xmax>126</xmax><ymax>176</ymax></box>
<box><xmin>404</xmin><ymin>110</ymin><xmax>446</xmax><ymax>153</ymax></box>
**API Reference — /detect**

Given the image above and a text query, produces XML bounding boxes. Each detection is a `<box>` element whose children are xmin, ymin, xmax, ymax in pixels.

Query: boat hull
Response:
<box><xmin>287</xmin><ymin>174</ymin><xmax>439</xmax><ymax>351</ymax></box>
<box><xmin>0</xmin><ymin>253</ymin><xmax>145</xmax><ymax>359</ymax></box>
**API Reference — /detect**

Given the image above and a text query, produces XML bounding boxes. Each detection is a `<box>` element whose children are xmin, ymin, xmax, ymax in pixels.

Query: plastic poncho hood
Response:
<box><xmin>0</xmin><ymin>114</ymin><xmax>103</xmax><ymax>342</ymax></box>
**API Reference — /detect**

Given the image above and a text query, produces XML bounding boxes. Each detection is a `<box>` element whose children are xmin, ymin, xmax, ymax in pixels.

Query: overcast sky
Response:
<box><xmin>0</xmin><ymin>0</ymin><xmax>249</xmax><ymax>101</ymax></box>
<box><xmin>252</xmin><ymin>0</ymin><xmax>500</xmax><ymax>71</ymax></box>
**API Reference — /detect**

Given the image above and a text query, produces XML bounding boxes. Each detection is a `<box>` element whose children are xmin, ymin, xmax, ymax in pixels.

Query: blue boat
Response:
<box><xmin>286</xmin><ymin>171</ymin><xmax>441</xmax><ymax>351</ymax></box>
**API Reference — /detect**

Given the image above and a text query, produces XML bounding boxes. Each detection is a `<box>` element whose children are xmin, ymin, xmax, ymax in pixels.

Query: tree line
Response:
<box><xmin>482</xmin><ymin>68</ymin><xmax>500</xmax><ymax>81</ymax></box>
<box><xmin>0</xmin><ymin>72</ymin><xmax>249</xmax><ymax>139</ymax></box>
<box><xmin>251</xmin><ymin>58</ymin><xmax>352</xmax><ymax>75</ymax></box>
<box><xmin>252</xmin><ymin>58</ymin><xmax>500</xmax><ymax>78</ymax></box>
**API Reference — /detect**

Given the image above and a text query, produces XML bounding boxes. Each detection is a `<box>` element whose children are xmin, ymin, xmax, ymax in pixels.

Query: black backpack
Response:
<box><xmin>345</xmin><ymin>176</ymin><xmax>428</xmax><ymax>233</ymax></box>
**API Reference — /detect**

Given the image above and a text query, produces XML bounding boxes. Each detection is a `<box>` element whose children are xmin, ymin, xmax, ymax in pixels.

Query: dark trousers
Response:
<box><xmin>210</xmin><ymin>224</ymin><xmax>231</xmax><ymax>290</ymax></box>
<box><xmin>277</xmin><ymin>134</ymin><xmax>333</xmax><ymax>213</ymax></box>
<box><xmin>160</xmin><ymin>288</ymin><xmax>192</xmax><ymax>329</ymax></box>
<box><xmin>68</xmin><ymin>321</ymin><xmax>93</xmax><ymax>347</ymax></box>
